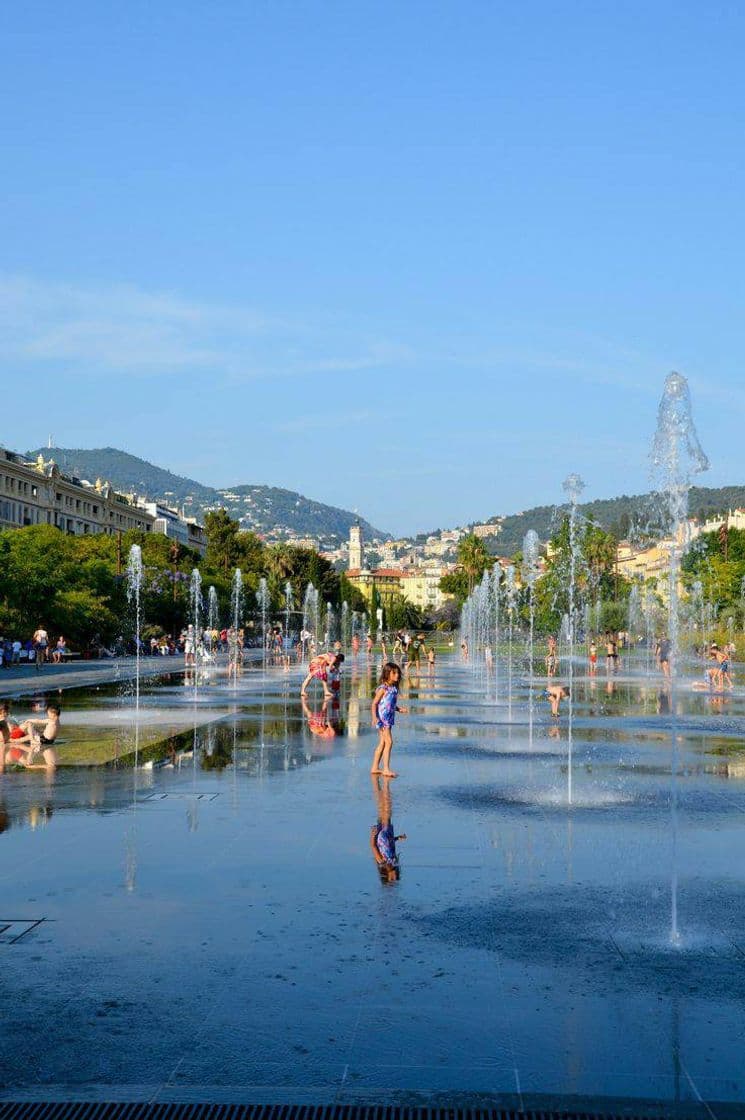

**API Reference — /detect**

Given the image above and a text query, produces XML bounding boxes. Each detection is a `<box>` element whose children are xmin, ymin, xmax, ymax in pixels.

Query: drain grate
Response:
<box><xmin>0</xmin><ymin>919</ymin><xmax>46</xmax><ymax>944</ymax></box>
<box><xmin>0</xmin><ymin>1103</ymin><xmax>695</xmax><ymax>1120</ymax></box>
<box><xmin>141</xmin><ymin>793</ymin><xmax>220</xmax><ymax>802</ymax></box>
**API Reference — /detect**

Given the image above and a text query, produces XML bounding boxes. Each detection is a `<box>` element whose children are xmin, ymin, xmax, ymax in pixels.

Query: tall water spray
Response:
<box><xmin>229</xmin><ymin>568</ymin><xmax>244</xmax><ymax>683</ymax></box>
<box><xmin>231</xmin><ymin>568</ymin><xmax>244</xmax><ymax>633</ymax></box>
<box><xmin>126</xmin><ymin>545</ymin><xmax>144</xmax><ymax>726</ymax></box>
<box><xmin>189</xmin><ymin>569</ymin><xmax>203</xmax><ymax>700</ymax></box>
<box><xmin>492</xmin><ymin>564</ymin><xmax>501</xmax><ymax>702</ymax></box>
<box><xmin>303</xmin><ymin>583</ymin><xmax>319</xmax><ymax>655</ymax></box>
<box><xmin>505</xmin><ymin>564</ymin><xmax>516</xmax><ymax>719</ymax></box>
<box><xmin>207</xmin><ymin>585</ymin><xmax>219</xmax><ymax>634</ymax></box>
<box><xmin>341</xmin><ymin>601</ymin><xmax>350</xmax><ymax>650</ymax></box>
<box><xmin>563</xmin><ymin>472</ymin><xmax>586</xmax><ymax>806</ymax></box>
<box><xmin>284</xmin><ymin>581</ymin><xmax>294</xmax><ymax>657</ymax></box>
<box><xmin>650</xmin><ymin>371</ymin><xmax>709</xmax><ymax>945</ymax></box>
<box><xmin>257</xmin><ymin>578</ymin><xmax>269</xmax><ymax>670</ymax></box>
<box><xmin>522</xmin><ymin>530</ymin><xmax>541</xmax><ymax>723</ymax></box>
<box><xmin>324</xmin><ymin>601</ymin><xmax>335</xmax><ymax>648</ymax></box>
<box><xmin>125</xmin><ymin>544</ymin><xmax>143</xmax><ymax>892</ymax></box>
<box><xmin>627</xmin><ymin>582</ymin><xmax>642</xmax><ymax>652</ymax></box>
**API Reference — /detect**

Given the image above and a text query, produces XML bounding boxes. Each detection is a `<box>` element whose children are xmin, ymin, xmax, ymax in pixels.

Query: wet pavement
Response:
<box><xmin>1</xmin><ymin>654</ymin><xmax>745</xmax><ymax>1115</ymax></box>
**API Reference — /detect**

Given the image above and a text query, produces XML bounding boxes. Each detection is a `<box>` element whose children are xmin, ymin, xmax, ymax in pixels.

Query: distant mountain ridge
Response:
<box><xmin>477</xmin><ymin>485</ymin><xmax>745</xmax><ymax>556</ymax></box>
<box><xmin>27</xmin><ymin>447</ymin><xmax>388</xmax><ymax>544</ymax></box>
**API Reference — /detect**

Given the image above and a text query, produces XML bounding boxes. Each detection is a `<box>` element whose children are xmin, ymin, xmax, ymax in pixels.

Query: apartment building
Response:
<box><xmin>0</xmin><ymin>451</ymin><xmax>154</xmax><ymax>536</ymax></box>
<box><xmin>136</xmin><ymin>500</ymin><xmax>206</xmax><ymax>555</ymax></box>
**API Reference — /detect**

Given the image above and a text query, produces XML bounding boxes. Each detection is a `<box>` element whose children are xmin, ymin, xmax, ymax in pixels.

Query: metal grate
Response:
<box><xmin>141</xmin><ymin>793</ymin><xmax>220</xmax><ymax>802</ymax></box>
<box><xmin>0</xmin><ymin>1103</ymin><xmax>695</xmax><ymax>1120</ymax></box>
<box><xmin>0</xmin><ymin>919</ymin><xmax>46</xmax><ymax>944</ymax></box>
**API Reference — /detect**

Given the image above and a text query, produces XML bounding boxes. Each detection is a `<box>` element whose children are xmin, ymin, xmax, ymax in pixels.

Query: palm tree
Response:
<box><xmin>456</xmin><ymin>534</ymin><xmax>493</xmax><ymax>594</ymax></box>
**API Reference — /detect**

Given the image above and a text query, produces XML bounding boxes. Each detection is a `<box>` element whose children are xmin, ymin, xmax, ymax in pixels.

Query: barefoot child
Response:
<box><xmin>300</xmin><ymin>652</ymin><xmax>344</xmax><ymax>701</ymax></box>
<box><xmin>545</xmin><ymin>684</ymin><xmax>569</xmax><ymax>718</ymax></box>
<box><xmin>370</xmin><ymin>662</ymin><xmax>407</xmax><ymax>778</ymax></box>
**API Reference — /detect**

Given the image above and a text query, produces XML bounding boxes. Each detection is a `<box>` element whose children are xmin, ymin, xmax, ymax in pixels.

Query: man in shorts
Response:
<box><xmin>33</xmin><ymin>626</ymin><xmax>48</xmax><ymax>670</ymax></box>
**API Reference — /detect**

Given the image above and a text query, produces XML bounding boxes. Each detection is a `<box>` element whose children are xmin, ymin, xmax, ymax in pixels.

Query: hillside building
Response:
<box><xmin>345</xmin><ymin>525</ymin><xmax>453</xmax><ymax>616</ymax></box>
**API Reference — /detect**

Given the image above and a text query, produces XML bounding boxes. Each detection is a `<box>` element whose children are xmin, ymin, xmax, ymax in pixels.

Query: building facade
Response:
<box><xmin>136</xmin><ymin>500</ymin><xmax>206</xmax><ymax>555</ymax></box>
<box><xmin>0</xmin><ymin>451</ymin><xmax>154</xmax><ymax>536</ymax></box>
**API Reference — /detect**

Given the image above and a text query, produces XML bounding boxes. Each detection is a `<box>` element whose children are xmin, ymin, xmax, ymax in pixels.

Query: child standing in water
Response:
<box><xmin>371</xmin><ymin>662</ymin><xmax>407</xmax><ymax>777</ymax></box>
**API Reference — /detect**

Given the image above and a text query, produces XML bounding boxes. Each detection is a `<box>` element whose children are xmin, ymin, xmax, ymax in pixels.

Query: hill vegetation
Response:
<box><xmin>484</xmin><ymin>485</ymin><xmax>745</xmax><ymax>556</ymax></box>
<box><xmin>28</xmin><ymin>447</ymin><xmax>387</xmax><ymax>543</ymax></box>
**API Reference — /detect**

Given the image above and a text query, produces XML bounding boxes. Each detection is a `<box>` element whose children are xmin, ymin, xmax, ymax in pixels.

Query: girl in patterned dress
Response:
<box><xmin>370</xmin><ymin>662</ymin><xmax>407</xmax><ymax>777</ymax></box>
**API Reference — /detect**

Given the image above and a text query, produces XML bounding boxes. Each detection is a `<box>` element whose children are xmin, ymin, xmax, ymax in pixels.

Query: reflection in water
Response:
<box><xmin>370</xmin><ymin>775</ymin><xmax>407</xmax><ymax>884</ymax></box>
<box><xmin>302</xmin><ymin>696</ymin><xmax>337</xmax><ymax>740</ymax></box>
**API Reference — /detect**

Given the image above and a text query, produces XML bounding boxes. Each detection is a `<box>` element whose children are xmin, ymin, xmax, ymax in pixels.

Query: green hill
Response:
<box><xmin>28</xmin><ymin>447</ymin><xmax>388</xmax><ymax>544</ymax></box>
<box><xmin>484</xmin><ymin>485</ymin><xmax>745</xmax><ymax>555</ymax></box>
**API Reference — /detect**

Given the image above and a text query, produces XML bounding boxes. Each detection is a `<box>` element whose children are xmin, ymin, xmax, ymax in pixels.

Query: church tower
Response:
<box><xmin>349</xmin><ymin>521</ymin><xmax>363</xmax><ymax>570</ymax></box>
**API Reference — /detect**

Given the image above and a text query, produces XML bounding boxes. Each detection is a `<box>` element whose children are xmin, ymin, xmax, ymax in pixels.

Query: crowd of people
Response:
<box><xmin>0</xmin><ymin>627</ymin><xmax>72</xmax><ymax>670</ymax></box>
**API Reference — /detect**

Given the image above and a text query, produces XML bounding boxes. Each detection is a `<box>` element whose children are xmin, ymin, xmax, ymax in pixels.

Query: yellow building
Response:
<box><xmin>399</xmin><ymin>567</ymin><xmax>452</xmax><ymax>612</ymax></box>
<box><xmin>346</xmin><ymin>568</ymin><xmax>403</xmax><ymax>613</ymax></box>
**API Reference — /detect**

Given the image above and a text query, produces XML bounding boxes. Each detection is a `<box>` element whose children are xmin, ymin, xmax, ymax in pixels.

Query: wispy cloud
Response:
<box><xmin>0</xmin><ymin>274</ymin><xmax>407</xmax><ymax>381</ymax></box>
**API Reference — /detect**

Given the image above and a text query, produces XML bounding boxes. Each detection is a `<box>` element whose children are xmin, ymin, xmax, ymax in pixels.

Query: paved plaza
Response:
<box><xmin>1</xmin><ymin>657</ymin><xmax>744</xmax><ymax>1116</ymax></box>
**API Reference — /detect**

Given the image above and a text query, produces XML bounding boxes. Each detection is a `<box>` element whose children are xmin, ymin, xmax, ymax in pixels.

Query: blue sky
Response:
<box><xmin>1</xmin><ymin>1</ymin><xmax>744</xmax><ymax>536</ymax></box>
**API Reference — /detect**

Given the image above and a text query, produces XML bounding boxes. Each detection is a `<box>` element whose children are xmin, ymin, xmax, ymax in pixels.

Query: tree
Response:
<box><xmin>386</xmin><ymin>594</ymin><xmax>424</xmax><ymax>631</ymax></box>
<box><xmin>456</xmin><ymin>534</ymin><xmax>494</xmax><ymax>594</ymax></box>
<box><xmin>438</xmin><ymin>535</ymin><xmax>494</xmax><ymax>606</ymax></box>
<box><xmin>204</xmin><ymin>509</ymin><xmax>242</xmax><ymax>574</ymax></box>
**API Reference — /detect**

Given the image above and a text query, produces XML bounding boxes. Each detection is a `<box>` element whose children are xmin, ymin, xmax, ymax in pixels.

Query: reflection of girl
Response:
<box><xmin>370</xmin><ymin>775</ymin><xmax>407</xmax><ymax>884</ymax></box>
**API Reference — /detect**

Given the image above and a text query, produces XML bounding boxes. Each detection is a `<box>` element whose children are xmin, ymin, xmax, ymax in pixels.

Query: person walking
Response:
<box><xmin>32</xmin><ymin>626</ymin><xmax>48</xmax><ymax>671</ymax></box>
